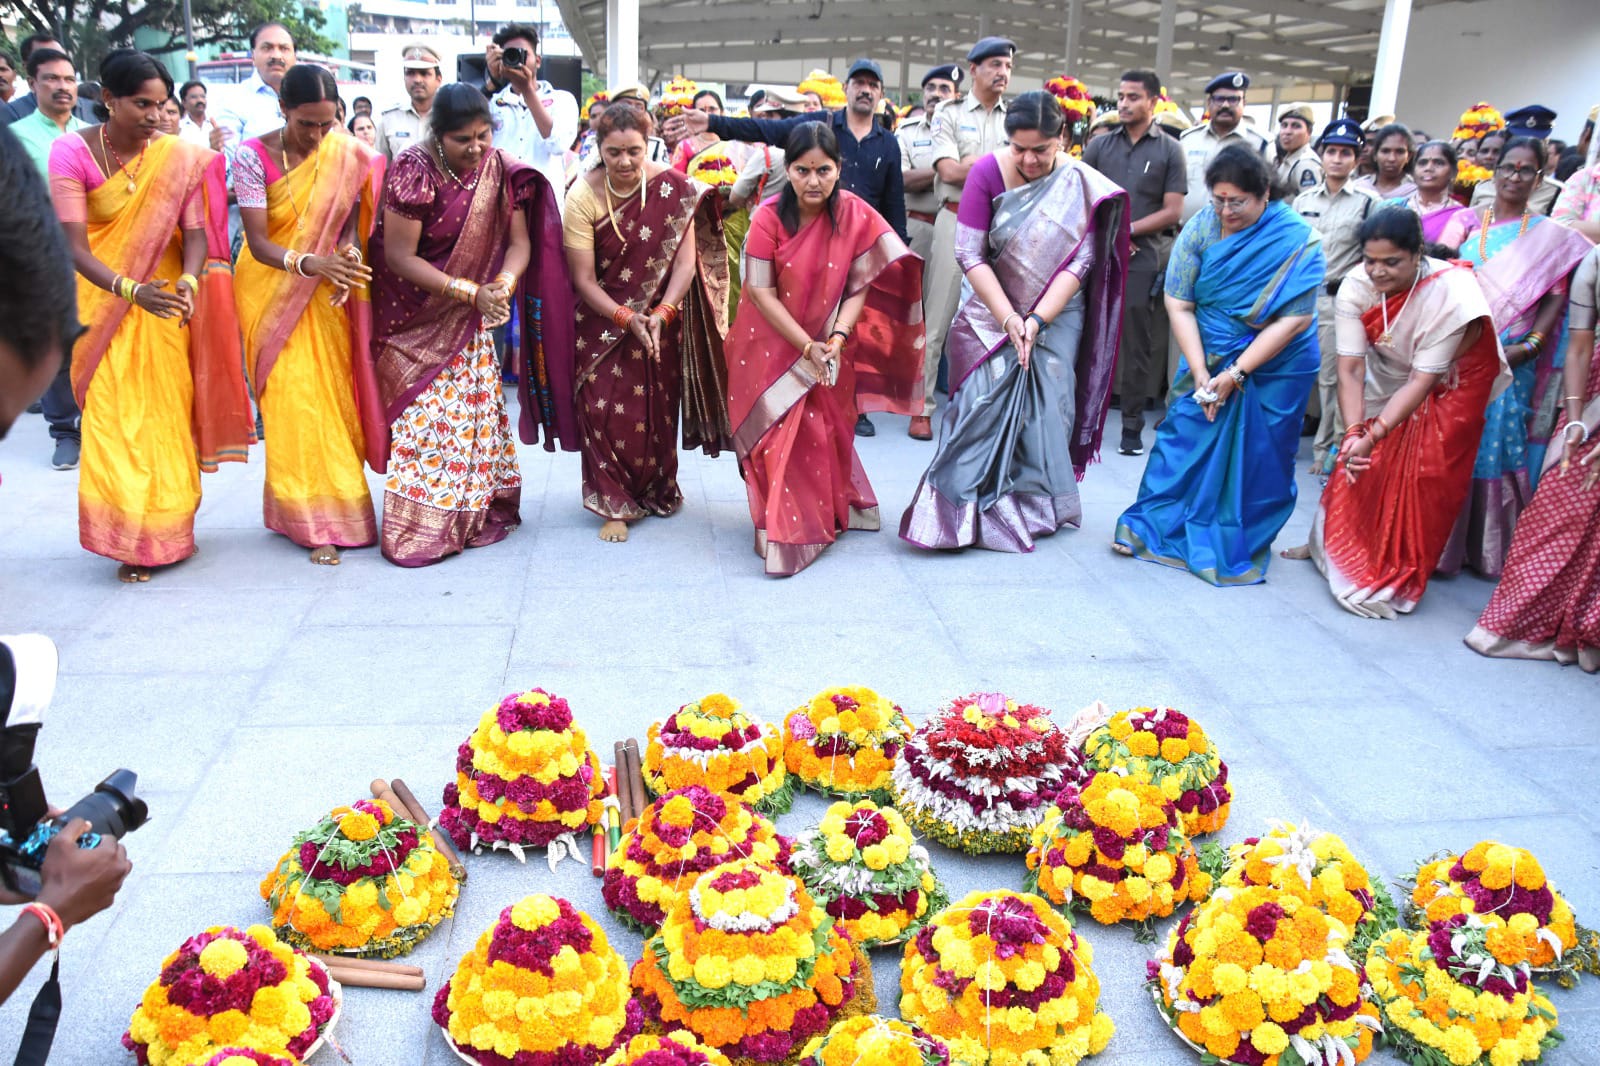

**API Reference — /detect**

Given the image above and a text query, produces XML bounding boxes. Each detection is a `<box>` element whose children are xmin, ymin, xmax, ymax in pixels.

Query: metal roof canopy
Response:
<box><xmin>552</xmin><ymin>0</ymin><xmax>1425</xmax><ymax>104</ymax></box>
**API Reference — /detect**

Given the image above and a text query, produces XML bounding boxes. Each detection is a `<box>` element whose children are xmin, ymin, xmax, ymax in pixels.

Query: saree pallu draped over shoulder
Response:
<box><xmin>900</xmin><ymin>157</ymin><xmax>1129</xmax><ymax>551</ymax></box>
<box><xmin>574</xmin><ymin>168</ymin><xmax>731</xmax><ymax>521</ymax></box>
<box><xmin>237</xmin><ymin>132</ymin><xmax>387</xmax><ymax>549</ymax></box>
<box><xmin>67</xmin><ymin>134</ymin><xmax>251</xmax><ymax>567</ymax></box>
<box><xmin>1115</xmin><ymin>202</ymin><xmax>1326</xmax><ymax>585</ymax></box>
<box><xmin>1309</xmin><ymin>262</ymin><xmax>1506</xmax><ymax>618</ymax></box>
<box><xmin>727</xmin><ymin>191</ymin><xmax>925</xmax><ymax>576</ymax></box>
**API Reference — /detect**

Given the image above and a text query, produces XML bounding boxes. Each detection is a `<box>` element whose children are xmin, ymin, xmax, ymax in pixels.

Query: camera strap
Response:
<box><xmin>11</xmin><ymin>956</ymin><xmax>60</xmax><ymax>1066</ymax></box>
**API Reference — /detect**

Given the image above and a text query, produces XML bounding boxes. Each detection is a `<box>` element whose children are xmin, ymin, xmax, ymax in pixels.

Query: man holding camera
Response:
<box><xmin>483</xmin><ymin>24</ymin><xmax>579</xmax><ymax>195</ymax></box>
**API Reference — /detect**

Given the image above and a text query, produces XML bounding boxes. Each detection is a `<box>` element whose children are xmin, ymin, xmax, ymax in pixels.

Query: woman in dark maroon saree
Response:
<box><xmin>726</xmin><ymin>122</ymin><xmax>924</xmax><ymax>576</ymax></box>
<box><xmin>564</xmin><ymin>99</ymin><xmax>730</xmax><ymax>542</ymax></box>
<box><xmin>369</xmin><ymin>85</ymin><xmax>577</xmax><ymax>567</ymax></box>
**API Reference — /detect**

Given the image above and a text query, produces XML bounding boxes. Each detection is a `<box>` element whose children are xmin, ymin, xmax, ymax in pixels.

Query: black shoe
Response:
<box><xmin>1118</xmin><ymin>431</ymin><xmax>1143</xmax><ymax>456</ymax></box>
<box><xmin>855</xmin><ymin>414</ymin><xmax>875</xmax><ymax>437</ymax></box>
<box><xmin>51</xmin><ymin>438</ymin><xmax>80</xmax><ymax>470</ymax></box>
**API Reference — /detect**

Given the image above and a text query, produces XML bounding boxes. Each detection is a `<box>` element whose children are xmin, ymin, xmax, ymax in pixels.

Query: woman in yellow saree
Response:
<box><xmin>48</xmin><ymin>50</ymin><xmax>251</xmax><ymax>582</ymax></box>
<box><xmin>235</xmin><ymin>65</ymin><xmax>387</xmax><ymax>564</ymax></box>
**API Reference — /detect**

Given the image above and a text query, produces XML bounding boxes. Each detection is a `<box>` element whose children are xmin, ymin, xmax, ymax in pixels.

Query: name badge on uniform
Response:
<box><xmin>914</xmin><ymin>139</ymin><xmax>932</xmax><ymax>147</ymax></box>
<box><xmin>393</xmin><ymin>131</ymin><xmax>412</xmax><ymax>141</ymax></box>
<box><xmin>960</xmin><ymin>123</ymin><xmax>977</xmax><ymax>133</ymax></box>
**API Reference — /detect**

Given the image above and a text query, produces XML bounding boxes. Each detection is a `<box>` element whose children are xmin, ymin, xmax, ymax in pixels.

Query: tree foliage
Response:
<box><xmin>0</xmin><ymin>0</ymin><xmax>335</xmax><ymax>75</ymax></box>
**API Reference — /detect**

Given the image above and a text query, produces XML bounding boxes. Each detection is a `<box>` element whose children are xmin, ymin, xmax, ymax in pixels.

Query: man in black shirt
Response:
<box><xmin>665</xmin><ymin>59</ymin><xmax>907</xmax><ymax>242</ymax></box>
<box><xmin>1083</xmin><ymin>69</ymin><xmax>1187</xmax><ymax>456</ymax></box>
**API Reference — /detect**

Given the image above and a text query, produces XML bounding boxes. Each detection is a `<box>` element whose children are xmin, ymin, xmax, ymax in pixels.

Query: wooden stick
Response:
<box><xmin>623</xmin><ymin>739</ymin><xmax>648</xmax><ymax>821</ymax></box>
<box><xmin>612</xmin><ymin>743</ymin><xmax>633</xmax><ymax>822</ymax></box>
<box><xmin>369</xmin><ymin>778</ymin><xmax>406</xmax><ymax>818</ymax></box>
<box><xmin>311</xmin><ymin>953</ymin><xmax>423</xmax><ymax>977</ymax></box>
<box><xmin>390</xmin><ymin>776</ymin><xmax>467</xmax><ymax>879</ymax></box>
<box><xmin>323</xmin><ymin>966</ymin><xmax>426</xmax><ymax>992</ymax></box>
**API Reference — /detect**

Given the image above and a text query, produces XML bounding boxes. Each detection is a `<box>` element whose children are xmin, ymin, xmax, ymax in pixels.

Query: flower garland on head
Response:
<box><xmin>433</xmin><ymin>894</ymin><xmax>636</xmax><ymax>1065</ymax></box>
<box><xmin>1367</xmin><ymin>915</ymin><xmax>1564</xmax><ymax>1066</ymax></box>
<box><xmin>603</xmin><ymin>1031</ymin><xmax>734</xmax><ymax>1065</ymax></box>
<box><xmin>798</xmin><ymin>71</ymin><xmax>846</xmax><ymax>110</ymax></box>
<box><xmin>1044</xmin><ymin>76</ymin><xmax>1096</xmax><ymax>156</ymax></box>
<box><xmin>1214</xmin><ymin>821</ymin><xmax>1398</xmax><ymax>961</ymax></box>
<box><xmin>900</xmin><ymin>889</ymin><xmax>1115</xmax><ymax>1066</ymax></box>
<box><xmin>892</xmin><ymin>692</ymin><xmax>1083</xmax><ymax>854</ymax></box>
<box><xmin>644</xmin><ymin>693</ymin><xmax>794</xmax><ymax>815</ymax></box>
<box><xmin>790</xmin><ymin>799</ymin><xmax>948</xmax><ymax>948</ymax></box>
<box><xmin>660</xmin><ymin>77</ymin><xmax>699</xmax><ymax>118</ymax></box>
<box><xmin>630</xmin><ymin>857</ymin><xmax>875</xmax><ymax>1065</ymax></box>
<box><xmin>199</xmin><ymin>1051</ymin><xmax>303</xmax><ymax>1066</ymax></box>
<box><xmin>259</xmin><ymin>797</ymin><xmax>459</xmax><ymax>957</ymax></box>
<box><xmin>783</xmin><ymin>686</ymin><xmax>913</xmax><ymax>801</ymax></box>
<box><xmin>122</xmin><ymin>925</ymin><xmax>338</xmax><ymax>1066</ymax></box>
<box><xmin>1148</xmin><ymin>884</ymin><xmax>1381</xmax><ymax>1066</ymax></box>
<box><xmin>797</xmin><ymin>1015</ymin><xmax>951</xmax><ymax>1066</ymax></box>
<box><xmin>1406</xmin><ymin>842</ymin><xmax>1600</xmax><ymax>988</ymax></box>
<box><xmin>1080</xmin><ymin>707</ymin><xmax>1231</xmax><ymax>837</ymax></box>
<box><xmin>603</xmin><ymin>783</ymin><xmax>793</xmax><ymax>934</ymax></box>
<box><xmin>1025</xmin><ymin>771</ymin><xmax>1209</xmax><ymax>937</ymax></box>
<box><xmin>439</xmin><ymin>687</ymin><xmax>607</xmax><ymax>862</ymax></box>
<box><xmin>1453</xmin><ymin>102</ymin><xmax>1505</xmax><ymax>142</ymax></box>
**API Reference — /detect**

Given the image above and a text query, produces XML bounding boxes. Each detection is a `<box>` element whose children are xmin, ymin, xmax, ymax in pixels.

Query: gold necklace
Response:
<box><xmin>434</xmin><ymin>143</ymin><xmax>479</xmax><ymax>190</ymax></box>
<box><xmin>101</xmin><ymin>125</ymin><xmax>146</xmax><ymax>193</ymax></box>
<box><xmin>1378</xmin><ymin>262</ymin><xmax>1425</xmax><ymax>345</ymax></box>
<box><xmin>1478</xmin><ymin>206</ymin><xmax>1531</xmax><ymax>261</ymax></box>
<box><xmin>278</xmin><ymin>133</ymin><xmax>320</xmax><ymax>233</ymax></box>
<box><xmin>602</xmin><ymin>170</ymin><xmax>645</xmax><ymax>245</ymax></box>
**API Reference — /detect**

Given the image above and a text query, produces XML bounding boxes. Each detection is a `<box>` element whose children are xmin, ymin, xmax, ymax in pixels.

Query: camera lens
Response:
<box><xmin>502</xmin><ymin>47</ymin><xmax>527</xmax><ymax>68</ymax></box>
<box><xmin>57</xmin><ymin>769</ymin><xmax>148</xmax><ymax>840</ymax></box>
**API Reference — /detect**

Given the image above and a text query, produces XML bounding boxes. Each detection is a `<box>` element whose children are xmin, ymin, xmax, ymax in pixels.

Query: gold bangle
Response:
<box><xmin>494</xmin><ymin>271</ymin><xmax>517</xmax><ymax>289</ymax></box>
<box><xmin>283</xmin><ymin>250</ymin><xmax>301</xmax><ymax>275</ymax></box>
<box><xmin>178</xmin><ymin>273</ymin><xmax>199</xmax><ymax>293</ymax></box>
<box><xmin>118</xmin><ymin>276</ymin><xmax>139</xmax><ymax>302</ymax></box>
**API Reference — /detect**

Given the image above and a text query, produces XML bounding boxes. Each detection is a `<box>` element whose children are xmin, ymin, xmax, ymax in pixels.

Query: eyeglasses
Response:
<box><xmin>1210</xmin><ymin>94</ymin><xmax>1243</xmax><ymax>106</ymax></box>
<box><xmin>1211</xmin><ymin>194</ymin><xmax>1256</xmax><ymax>212</ymax></box>
<box><xmin>1495</xmin><ymin>164</ymin><xmax>1540</xmax><ymax>179</ymax></box>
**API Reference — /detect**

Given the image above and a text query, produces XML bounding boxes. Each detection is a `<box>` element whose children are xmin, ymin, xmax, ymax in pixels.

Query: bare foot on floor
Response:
<box><xmin>1279</xmin><ymin>543</ymin><xmax>1312</xmax><ymax>560</ymax></box>
<box><xmin>310</xmin><ymin>545</ymin><xmax>341</xmax><ymax>565</ymax></box>
<box><xmin>1110</xmin><ymin>542</ymin><xmax>1133</xmax><ymax>557</ymax></box>
<box><xmin>117</xmin><ymin>564</ymin><xmax>151</xmax><ymax>583</ymax></box>
<box><xmin>599</xmin><ymin>520</ymin><xmax>629</xmax><ymax>543</ymax></box>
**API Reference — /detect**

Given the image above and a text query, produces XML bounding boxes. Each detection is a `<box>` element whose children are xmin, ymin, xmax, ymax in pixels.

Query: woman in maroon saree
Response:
<box><xmin>564</xmin><ymin>98</ymin><xmax>730</xmax><ymax>542</ymax></box>
<box><xmin>369</xmin><ymin>85</ymin><xmax>577</xmax><ymax>567</ymax></box>
<box><xmin>726</xmin><ymin>122</ymin><xmax>924</xmax><ymax>576</ymax></box>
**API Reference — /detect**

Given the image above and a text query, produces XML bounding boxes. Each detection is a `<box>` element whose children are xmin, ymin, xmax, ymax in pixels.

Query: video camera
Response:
<box><xmin>0</xmin><ymin>635</ymin><xmax>148</xmax><ymax>897</ymax></box>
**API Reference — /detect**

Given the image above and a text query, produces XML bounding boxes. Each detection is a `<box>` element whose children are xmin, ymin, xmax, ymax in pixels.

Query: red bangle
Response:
<box><xmin>612</xmin><ymin>305</ymin><xmax>637</xmax><ymax>328</ymax></box>
<box><xmin>650</xmin><ymin>303</ymin><xmax>679</xmax><ymax>327</ymax></box>
<box><xmin>21</xmin><ymin>902</ymin><xmax>64</xmax><ymax>947</ymax></box>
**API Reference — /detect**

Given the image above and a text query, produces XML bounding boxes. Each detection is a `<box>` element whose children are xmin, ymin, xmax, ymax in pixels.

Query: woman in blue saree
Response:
<box><xmin>1114</xmin><ymin>145</ymin><xmax>1325</xmax><ymax>585</ymax></box>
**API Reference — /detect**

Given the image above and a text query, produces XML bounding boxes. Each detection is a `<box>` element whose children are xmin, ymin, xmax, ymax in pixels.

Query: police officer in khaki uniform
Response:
<box><xmin>1293</xmin><ymin>118</ymin><xmax>1382</xmax><ymax>473</ymax></box>
<box><xmin>1178</xmin><ymin>72</ymin><xmax>1269</xmax><ymax>222</ymax></box>
<box><xmin>919</xmin><ymin>37</ymin><xmax>1012</xmax><ymax>438</ymax></box>
<box><xmin>1272</xmin><ymin>102</ymin><xmax>1322</xmax><ymax>200</ymax></box>
<box><xmin>375</xmin><ymin>45</ymin><xmax>442</xmax><ymax>161</ymax></box>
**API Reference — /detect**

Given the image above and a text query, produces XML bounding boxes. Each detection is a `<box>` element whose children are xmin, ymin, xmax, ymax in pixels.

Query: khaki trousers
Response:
<box><xmin>1311</xmin><ymin>292</ymin><xmax>1343</xmax><ymax>469</ymax></box>
<box><xmin>922</xmin><ymin>207</ymin><xmax>966</xmax><ymax>417</ymax></box>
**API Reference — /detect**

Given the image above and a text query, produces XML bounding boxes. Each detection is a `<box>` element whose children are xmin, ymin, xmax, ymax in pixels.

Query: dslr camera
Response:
<box><xmin>0</xmin><ymin>635</ymin><xmax>148</xmax><ymax>897</ymax></box>
<box><xmin>501</xmin><ymin>46</ymin><xmax>528</xmax><ymax>69</ymax></box>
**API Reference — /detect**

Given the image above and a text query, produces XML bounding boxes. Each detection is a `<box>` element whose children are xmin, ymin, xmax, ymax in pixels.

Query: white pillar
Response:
<box><xmin>605</xmin><ymin>0</ymin><xmax>639</xmax><ymax>87</ymax></box>
<box><xmin>1369</xmin><ymin>0</ymin><xmax>1412</xmax><ymax>119</ymax></box>
<box><xmin>1155</xmin><ymin>0</ymin><xmax>1175</xmax><ymax>84</ymax></box>
<box><xmin>1063</xmin><ymin>0</ymin><xmax>1082</xmax><ymax>72</ymax></box>
<box><xmin>900</xmin><ymin>38</ymin><xmax>911</xmax><ymax>103</ymax></box>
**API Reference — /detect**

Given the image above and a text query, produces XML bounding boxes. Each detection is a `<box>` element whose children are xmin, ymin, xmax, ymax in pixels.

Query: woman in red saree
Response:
<box><xmin>1468</xmin><ymin>244</ymin><xmax>1600</xmax><ymax>670</ymax></box>
<box><xmin>236</xmin><ymin>65</ymin><xmax>386</xmax><ymax>564</ymax></box>
<box><xmin>48</xmin><ymin>50</ymin><xmax>251</xmax><ymax>583</ymax></box>
<box><xmin>563</xmin><ymin>98</ymin><xmax>729</xmax><ymax>542</ymax></box>
<box><xmin>369</xmin><ymin>84</ymin><xmax>577</xmax><ymax>567</ymax></box>
<box><xmin>726</xmin><ymin>122</ymin><xmax>924</xmax><ymax>576</ymax></box>
<box><xmin>1297</xmin><ymin>207</ymin><xmax>1508</xmax><ymax>618</ymax></box>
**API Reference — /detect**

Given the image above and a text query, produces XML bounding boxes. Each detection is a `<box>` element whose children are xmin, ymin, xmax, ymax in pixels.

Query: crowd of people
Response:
<box><xmin>1</xmin><ymin>21</ymin><xmax>1598</xmax><ymax>670</ymax></box>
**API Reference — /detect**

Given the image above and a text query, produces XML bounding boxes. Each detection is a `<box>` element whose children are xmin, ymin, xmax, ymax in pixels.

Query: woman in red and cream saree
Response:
<box><xmin>1305</xmin><ymin>211</ymin><xmax>1508</xmax><ymax>618</ymax></box>
<box><xmin>49</xmin><ymin>55</ymin><xmax>252</xmax><ymax>582</ymax></box>
<box><xmin>564</xmin><ymin>101</ymin><xmax>729</xmax><ymax>542</ymax></box>
<box><xmin>726</xmin><ymin>127</ymin><xmax>923</xmax><ymax>576</ymax></box>
<box><xmin>236</xmin><ymin>69</ymin><xmax>388</xmax><ymax>563</ymax></box>
<box><xmin>367</xmin><ymin>86</ymin><xmax>577</xmax><ymax>568</ymax></box>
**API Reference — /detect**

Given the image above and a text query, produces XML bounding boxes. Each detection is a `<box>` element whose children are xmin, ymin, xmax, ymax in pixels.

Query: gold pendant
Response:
<box><xmin>1378</xmin><ymin>332</ymin><xmax>1392</xmax><ymax>345</ymax></box>
<box><xmin>127</xmin><ymin>180</ymin><xmax>137</xmax><ymax>193</ymax></box>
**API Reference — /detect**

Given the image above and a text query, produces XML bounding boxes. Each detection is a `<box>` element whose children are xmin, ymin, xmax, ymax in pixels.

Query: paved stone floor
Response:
<box><xmin>1</xmin><ymin>398</ymin><xmax>1596</xmax><ymax>1064</ymax></box>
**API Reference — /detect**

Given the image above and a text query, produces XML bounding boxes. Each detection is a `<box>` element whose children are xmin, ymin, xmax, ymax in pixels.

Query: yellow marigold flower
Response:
<box><xmin>1250</xmin><ymin>1021</ymin><xmax>1289</xmax><ymax>1055</ymax></box>
<box><xmin>198</xmin><ymin>938</ymin><xmax>250</xmax><ymax>979</ymax></box>
<box><xmin>862</xmin><ymin>844</ymin><xmax>890</xmax><ymax>871</ymax></box>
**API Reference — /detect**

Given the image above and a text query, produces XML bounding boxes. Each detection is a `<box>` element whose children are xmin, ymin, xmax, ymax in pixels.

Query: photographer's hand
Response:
<box><xmin>37</xmin><ymin>820</ymin><xmax>131</xmax><ymax>930</ymax></box>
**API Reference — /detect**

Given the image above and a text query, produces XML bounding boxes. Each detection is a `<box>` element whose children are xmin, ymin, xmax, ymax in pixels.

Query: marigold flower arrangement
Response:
<box><xmin>900</xmin><ymin>889</ymin><xmax>1114</xmax><ymax>1066</ymax></box>
<box><xmin>602</xmin><ymin>1031</ymin><xmax>735</xmax><ymax>1065</ymax></box>
<box><xmin>603</xmin><ymin>783</ymin><xmax>793</xmax><ymax>934</ymax></box>
<box><xmin>891</xmin><ymin>692</ymin><xmax>1081</xmax><ymax>854</ymax></box>
<box><xmin>797</xmin><ymin>71</ymin><xmax>846</xmax><ymax>110</ymax></box>
<box><xmin>1148</xmin><ymin>884</ymin><xmax>1380</xmax><ymax>1066</ymax></box>
<box><xmin>1453</xmin><ymin>102</ymin><xmax>1506</xmax><ymax>142</ymax></box>
<box><xmin>644</xmin><ymin>693</ymin><xmax>794</xmax><ymax>815</ymax></box>
<box><xmin>797</xmin><ymin>1015</ymin><xmax>951</xmax><ymax>1066</ymax></box>
<box><xmin>789</xmin><ymin>799</ymin><xmax>947</xmax><ymax>948</ymax></box>
<box><xmin>198</xmin><ymin>1051</ymin><xmax>304</xmax><ymax>1066</ymax></box>
<box><xmin>1024</xmin><ymin>771</ymin><xmax>1208</xmax><ymax>936</ymax></box>
<box><xmin>1214</xmin><ymin>821</ymin><xmax>1398</xmax><ymax>960</ymax></box>
<box><xmin>1406</xmin><ymin>842</ymin><xmax>1600</xmax><ymax>987</ymax></box>
<box><xmin>583</xmin><ymin>91</ymin><xmax>609</xmax><ymax>122</ymax></box>
<box><xmin>1367</xmin><ymin>914</ymin><xmax>1563</xmax><ymax>1066</ymax></box>
<box><xmin>432</xmin><ymin>894</ymin><xmax>636</xmax><ymax>1065</ymax></box>
<box><xmin>690</xmin><ymin>153</ymin><xmax>739</xmax><ymax>188</ymax></box>
<box><xmin>660</xmin><ymin>77</ymin><xmax>699</xmax><ymax>118</ymax></box>
<box><xmin>1079</xmin><ymin>707</ymin><xmax>1230</xmax><ymax>837</ymax></box>
<box><xmin>782</xmin><ymin>686</ymin><xmax>912</xmax><ymax>800</ymax></box>
<box><xmin>1045</xmin><ymin>76</ymin><xmax>1096</xmax><ymax>154</ymax></box>
<box><xmin>259</xmin><ymin>797</ymin><xmax>459</xmax><ymax>957</ymax></box>
<box><xmin>440</xmin><ymin>687</ymin><xmax>607</xmax><ymax>857</ymax></box>
<box><xmin>630</xmin><ymin>857</ymin><xmax>875</xmax><ymax>1064</ymax></box>
<box><xmin>1454</xmin><ymin>161</ymin><xmax>1494</xmax><ymax>196</ymax></box>
<box><xmin>122</xmin><ymin>925</ymin><xmax>339</xmax><ymax>1066</ymax></box>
